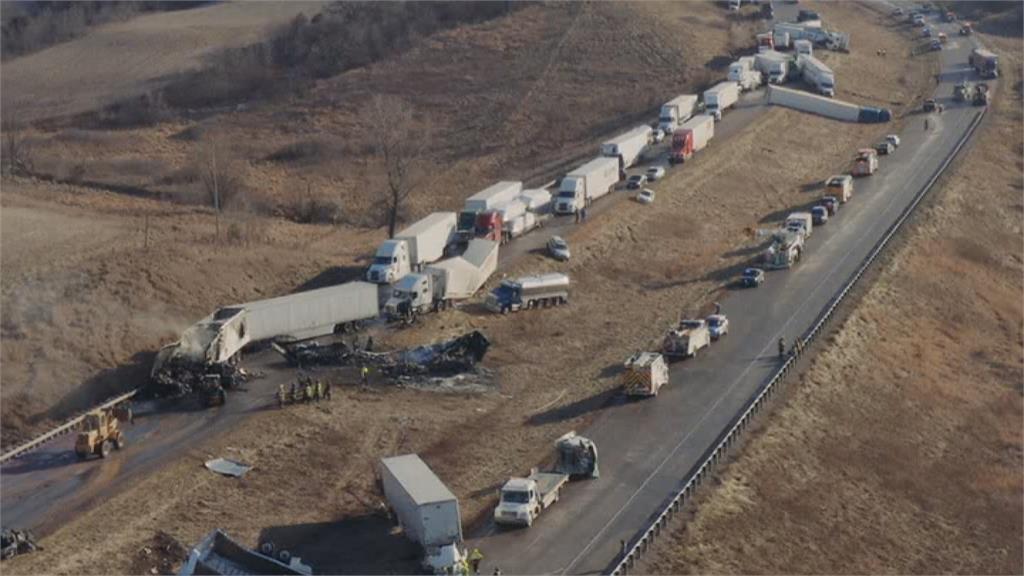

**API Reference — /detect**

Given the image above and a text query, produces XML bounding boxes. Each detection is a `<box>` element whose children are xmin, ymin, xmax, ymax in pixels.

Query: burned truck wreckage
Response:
<box><xmin>276</xmin><ymin>331</ymin><xmax>491</xmax><ymax>381</ymax></box>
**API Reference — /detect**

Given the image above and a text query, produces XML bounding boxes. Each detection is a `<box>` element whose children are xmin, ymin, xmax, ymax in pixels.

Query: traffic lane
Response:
<box><xmin>569</xmin><ymin>105</ymin><xmax>974</xmax><ymax>569</ymax></box>
<box><xmin>473</xmin><ymin>93</ymin><xmax>978</xmax><ymax>574</ymax></box>
<box><xmin>0</xmin><ymin>353</ymin><xmax>287</xmax><ymax>534</ymax></box>
<box><xmin>561</xmin><ymin>105</ymin><xmax>980</xmax><ymax>574</ymax></box>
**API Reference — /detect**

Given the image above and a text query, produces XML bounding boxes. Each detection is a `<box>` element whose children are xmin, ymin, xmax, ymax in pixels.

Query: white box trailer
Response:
<box><xmin>799</xmin><ymin>54</ymin><xmax>835</xmax><ymax>97</ymax></box>
<box><xmin>755</xmin><ymin>50</ymin><xmax>791</xmax><ymax>84</ymax></box>
<box><xmin>554</xmin><ymin>156</ymin><xmax>620</xmax><ymax>214</ymax></box>
<box><xmin>464</xmin><ymin>181</ymin><xmax>523</xmax><ymax>213</ymax></box>
<box><xmin>766</xmin><ymin>85</ymin><xmax>891</xmax><ymax>123</ymax></box>
<box><xmin>518</xmin><ymin>189</ymin><xmax>552</xmax><ymax>213</ymax></box>
<box><xmin>163</xmin><ymin>282</ymin><xmax>380</xmax><ymax>368</ymax></box>
<box><xmin>794</xmin><ymin>39</ymin><xmax>813</xmax><ymax>56</ymax></box>
<box><xmin>601</xmin><ymin>125</ymin><xmax>652</xmax><ymax>174</ymax></box>
<box><xmin>380</xmin><ymin>454</ymin><xmax>462</xmax><ymax>549</ymax></box>
<box><xmin>658</xmin><ymin>94</ymin><xmax>699</xmax><ymax>133</ymax></box>
<box><xmin>366</xmin><ymin>212</ymin><xmax>457</xmax><ymax>284</ymax></box>
<box><xmin>427</xmin><ymin>239</ymin><xmax>499</xmax><ymax>301</ymax></box>
<box><xmin>681</xmin><ymin>114</ymin><xmax>715</xmax><ymax>148</ymax></box>
<box><xmin>703</xmin><ymin>81</ymin><xmax>739</xmax><ymax>121</ymax></box>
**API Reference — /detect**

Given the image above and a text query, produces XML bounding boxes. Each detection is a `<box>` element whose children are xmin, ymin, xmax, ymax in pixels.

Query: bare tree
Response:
<box><xmin>1</xmin><ymin>108</ymin><xmax>32</xmax><ymax>176</ymax></box>
<box><xmin>192</xmin><ymin>136</ymin><xmax>248</xmax><ymax>212</ymax></box>
<box><xmin>366</xmin><ymin>95</ymin><xmax>430</xmax><ymax>238</ymax></box>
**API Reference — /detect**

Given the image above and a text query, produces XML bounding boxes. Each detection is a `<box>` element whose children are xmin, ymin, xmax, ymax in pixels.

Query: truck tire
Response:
<box><xmin>99</xmin><ymin>440</ymin><xmax>112</xmax><ymax>458</ymax></box>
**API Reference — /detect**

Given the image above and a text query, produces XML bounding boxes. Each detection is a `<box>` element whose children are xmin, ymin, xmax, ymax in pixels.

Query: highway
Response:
<box><xmin>0</xmin><ymin>4</ymin><xmax>988</xmax><ymax>572</ymax></box>
<box><xmin>469</xmin><ymin>6</ymin><xmax>989</xmax><ymax>575</ymax></box>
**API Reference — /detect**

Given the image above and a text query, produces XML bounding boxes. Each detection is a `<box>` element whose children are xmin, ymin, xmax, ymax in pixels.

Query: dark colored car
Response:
<box><xmin>626</xmin><ymin>174</ymin><xmax>646</xmax><ymax>190</ymax></box>
<box><xmin>820</xmin><ymin>195</ymin><xmax>839</xmax><ymax>216</ymax></box>
<box><xmin>741</xmin><ymin>267</ymin><xmax>765</xmax><ymax>288</ymax></box>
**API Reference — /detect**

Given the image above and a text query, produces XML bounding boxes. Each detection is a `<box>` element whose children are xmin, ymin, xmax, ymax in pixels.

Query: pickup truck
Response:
<box><xmin>494</xmin><ymin>432</ymin><xmax>598</xmax><ymax>528</ymax></box>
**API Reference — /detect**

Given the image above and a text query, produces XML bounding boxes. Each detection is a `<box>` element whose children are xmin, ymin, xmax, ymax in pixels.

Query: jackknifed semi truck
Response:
<box><xmin>798</xmin><ymin>54</ymin><xmax>835</xmax><ymax>97</ymax></box>
<box><xmin>657</xmin><ymin>94</ymin><xmax>699</xmax><ymax>133</ymax></box>
<box><xmin>767</xmin><ymin>86</ymin><xmax>891</xmax><ymax>123</ymax></box>
<box><xmin>669</xmin><ymin>114</ymin><xmax>714</xmax><ymax>164</ymax></box>
<box><xmin>367</xmin><ymin>212</ymin><xmax>457</xmax><ymax>284</ymax></box>
<box><xmin>728</xmin><ymin>56</ymin><xmax>763</xmax><ymax>92</ymax></box>
<box><xmin>755</xmin><ymin>50</ymin><xmax>791</xmax><ymax>84</ymax></box>
<box><xmin>554</xmin><ymin>156</ymin><xmax>619</xmax><ymax>215</ymax></box>
<box><xmin>385</xmin><ymin>239</ymin><xmax>499</xmax><ymax>321</ymax></box>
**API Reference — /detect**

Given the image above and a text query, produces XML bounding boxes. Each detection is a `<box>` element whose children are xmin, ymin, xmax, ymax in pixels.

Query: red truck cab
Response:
<box><xmin>474</xmin><ymin>211</ymin><xmax>504</xmax><ymax>243</ymax></box>
<box><xmin>670</xmin><ymin>130</ymin><xmax>694</xmax><ymax>164</ymax></box>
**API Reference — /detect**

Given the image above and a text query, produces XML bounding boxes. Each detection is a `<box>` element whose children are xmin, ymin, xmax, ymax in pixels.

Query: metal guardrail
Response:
<box><xmin>609</xmin><ymin>107</ymin><xmax>987</xmax><ymax>575</ymax></box>
<box><xmin>0</xmin><ymin>389</ymin><xmax>138</xmax><ymax>464</ymax></box>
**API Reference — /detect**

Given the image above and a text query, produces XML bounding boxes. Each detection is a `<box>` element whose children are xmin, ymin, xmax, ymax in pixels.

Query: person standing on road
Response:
<box><xmin>924</xmin><ymin>117</ymin><xmax>930</xmax><ymax>130</ymax></box>
<box><xmin>574</xmin><ymin>209</ymin><xmax>581</xmax><ymax>224</ymax></box>
<box><xmin>365</xmin><ymin>335</ymin><xmax>374</xmax><ymax>352</ymax></box>
<box><xmin>468</xmin><ymin>549</ymin><xmax>484</xmax><ymax>575</ymax></box>
<box><xmin>361</xmin><ymin>365</ymin><xmax>370</xmax><ymax>388</ymax></box>
<box><xmin>778</xmin><ymin>336</ymin><xmax>786</xmax><ymax>359</ymax></box>
<box><xmin>581</xmin><ymin>206</ymin><xmax>588</xmax><ymax>221</ymax></box>
<box><xmin>714</xmin><ymin>301</ymin><xmax>722</xmax><ymax>315</ymax></box>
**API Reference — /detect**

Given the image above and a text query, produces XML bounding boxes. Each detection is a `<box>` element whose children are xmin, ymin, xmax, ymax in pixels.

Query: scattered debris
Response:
<box><xmin>130</xmin><ymin>531</ymin><xmax>186</xmax><ymax>576</ymax></box>
<box><xmin>275</xmin><ymin>331</ymin><xmax>492</xmax><ymax>384</ymax></box>
<box><xmin>1</xmin><ymin>529</ymin><xmax>40</xmax><ymax>560</ymax></box>
<box><xmin>178</xmin><ymin>529</ymin><xmax>311</xmax><ymax>575</ymax></box>
<box><xmin>204</xmin><ymin>458</ymin><xmax>252</xmax><ymax>478</ymax></box>
<box><xmin>148</xmin><ymin>357</ymin><xmax>250</xmax><ymax>406</ymax></box>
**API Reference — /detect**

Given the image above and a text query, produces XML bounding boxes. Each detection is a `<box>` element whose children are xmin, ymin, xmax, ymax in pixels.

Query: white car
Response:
<box><xmin>626</xmin><ymin>174</ymin><xmax>647</xmax><ymax>190</ymax></box>
<box><xmin>547</xmin><ymin>236</ymin><xmax>571</xmax><ymax>261</ymax></box>
<box><xmin>636</xmin><ymin>188</ymin><xmax>656</xmax><ymax>204</ymax></box>
<box><xmin>885</xmin><ymin>134</ymin><xmax>901</xmax><ymax>148</ymax></box>
<box><xmin>706</xmin><ymin>314</ymin><xmax>729</xmax><ymax>340</ymax></box>
<box><xmin>645</xmin><ymin>166</ymin><xmax>666</xmax><ymax>181</ymax></box>
<box><xmin>650</xmin><ymin>129</ymin><xmax>665</xmax><ymax>144</ymax></box>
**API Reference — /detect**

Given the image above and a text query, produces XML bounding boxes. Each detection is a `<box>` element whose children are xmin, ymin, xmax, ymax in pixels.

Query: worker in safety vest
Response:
<box><xmin>361</xmin><ymin>366</ymin><xmax>370</xmax><ymax>388</ymax></box>
<box><xmin>277</xmin><ymin>384</ymin><xmax>286</xmax><ymax>408</ymax></box>
<box><xmin>304</xmin><ymin>381</ymin><xmax>314</xmax><ymax>403</ymax></box>
<box><xmin>468</xmin><ymin>549</ymin><xmax>484</xmax><ymax>575</ymax></box>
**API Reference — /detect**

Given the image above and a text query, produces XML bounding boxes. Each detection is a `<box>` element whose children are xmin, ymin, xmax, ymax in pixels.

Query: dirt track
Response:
<box><xmin>640</xmin><ymin>20</ymin><xmax>1024</xmax><ymax>576</ymax></box>
<box><xmin>0</xmin><ymin>2</ymin><xmax>950</xmax><ymax>574</ymax></box>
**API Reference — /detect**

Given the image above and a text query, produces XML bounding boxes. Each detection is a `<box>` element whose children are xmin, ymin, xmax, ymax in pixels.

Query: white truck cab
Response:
<box><xmin>367</xmin><ymin>240</ymin><xmax>411</xmax><ymax>284</ymax></box>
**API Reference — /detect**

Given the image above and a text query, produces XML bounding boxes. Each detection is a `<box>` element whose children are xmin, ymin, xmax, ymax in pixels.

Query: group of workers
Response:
<box><xmin>277</xmin><ymin>374</ymin><xmax>331</xmax><ymax>407</ymax></box>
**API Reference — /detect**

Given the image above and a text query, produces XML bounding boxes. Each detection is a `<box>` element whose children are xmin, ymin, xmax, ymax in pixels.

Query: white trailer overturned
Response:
<box><xmin>767</xmin><ymin>86</ymin><xmax>892</xmax><ymax>123</ymax></box>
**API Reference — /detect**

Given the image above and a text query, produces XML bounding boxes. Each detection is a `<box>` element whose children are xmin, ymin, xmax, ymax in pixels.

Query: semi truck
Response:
<box><xmin>554</xmin><ymin>156</ymin><xmax>619</xmax><ymax>215</ymax></box>
<box><xmin>380</xmin><ymin>454</ymin><xmax>465</xmax><ymax>574</ymax></box>
<box><xmin>493</xmin><ymin>432</ymin><xmax>598</xmax><ymax>528</ymax></box>
<box><xmin>756</xmin><ymin>32</ymin><xmax>774</xmax><ymax>52</ymax></box>
<box><xmin>798</xmin><ymin>54</ymin><xmax>835</xmax><ymax>97</ymax></box>
<box><xmin>969</xmin><ymin>48</ymin><xmax>999</xmax><ymax>79</ymax></box>
<box><xmin>518</xmin><ymin>188</ymin><xmax>552</xmax><ymax>213</ymax></box>
<box><xmin>485</xmin><ymin>273</ymin><xmax>570</xmax><ymax>314</ymax></box>
<box><xmin>367</xmin><ymin>212</ymin><xmax>457</xmax><ymax>284</ymax></box>
<box><xmin>794</xmin><ymin>39</ymin><xmax>813</xmax><ymax>56</ymax></box>
<box><xmin>763</xmin><ymin>229</ymin><xmax>804</xmax><ymax>269</ymax></box>
<box><xmin>494</xmin><ymin>199</ymin><xmax>541</xmax><ymax>242</ymax></box>
<box><xmin>657</xmin><ymin>94</ymin><xmax>699</xmax><ymax>133</ymax></box>
<box><xmin>773</xmin><ymin>30</ymin><xmax>790</xmax><ymax>49</ymax></box>
<box><xmin>669</xmin><ymin>114</ymin><xmax>715</xmax><ymax>164</ymax></box>
<box><xmin>755</xmin><ymin>50</ymin><xmax>791</xmax><ymax>84</ymax></box>
<box><xmin>662</xmin><ymin>318</ymin><xmax>711</xmax><ymax>359</ymax></box>
<box><xmin>767</xmin><ymin>85</ymin><xmax>891</xmax><ymax>123</ymax></box>
<box><xmin>703</xmin><ymin>81</ymin><xmax>740</xmax><ymax>121</ymax></box>
<box><xmin>621</xmin><ymin>352</ymin><xmax>669</xmax><ymax>397</ymax></box>
<box><xmin>728</xmin><ymin>57</ymin><xmax>763</xmax><ymax>91</ymax></box>
<box><xmin>154</xmin><ymin>281</ymin><xmax>379</xmax><ymax>377</ymax></box>
<box><xmin>601</xmin><ymin>125</ymin><xmax>653</xmax><ymax>176</ymax></box>
<box><xmin>852</xmin><ymin>148</ymin><xmax>878</xmax><ymax>177</ymax></box>
<box><xmin>458</xmin><ymin>181</ymin><xmax>522</xmax><ymax>242</ymax></box>
<box><xmin>385</xmin><ymin>239</ymin><xmax>499</xmax><ymax>321</ymax></box>
<box><xmin>178</xmin><ymin>529</ymin><xmax>312</xmax><ymax>576</ymax></box>
<box><xmin>774</xmin><ymin>21</ymin><xmax>849</xmax><ymax>51</ymax></box>
<box><xmin>826</xmin><ymin>174</ymin><xmax>853</xmax><ymax>202</ymax></box>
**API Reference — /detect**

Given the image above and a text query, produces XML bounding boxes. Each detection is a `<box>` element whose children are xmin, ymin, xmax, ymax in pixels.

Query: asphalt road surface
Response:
<box><xmin>469</xmin><ymin>8</ymin><xmax>990</xmax><ymax>575</ymax></box>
